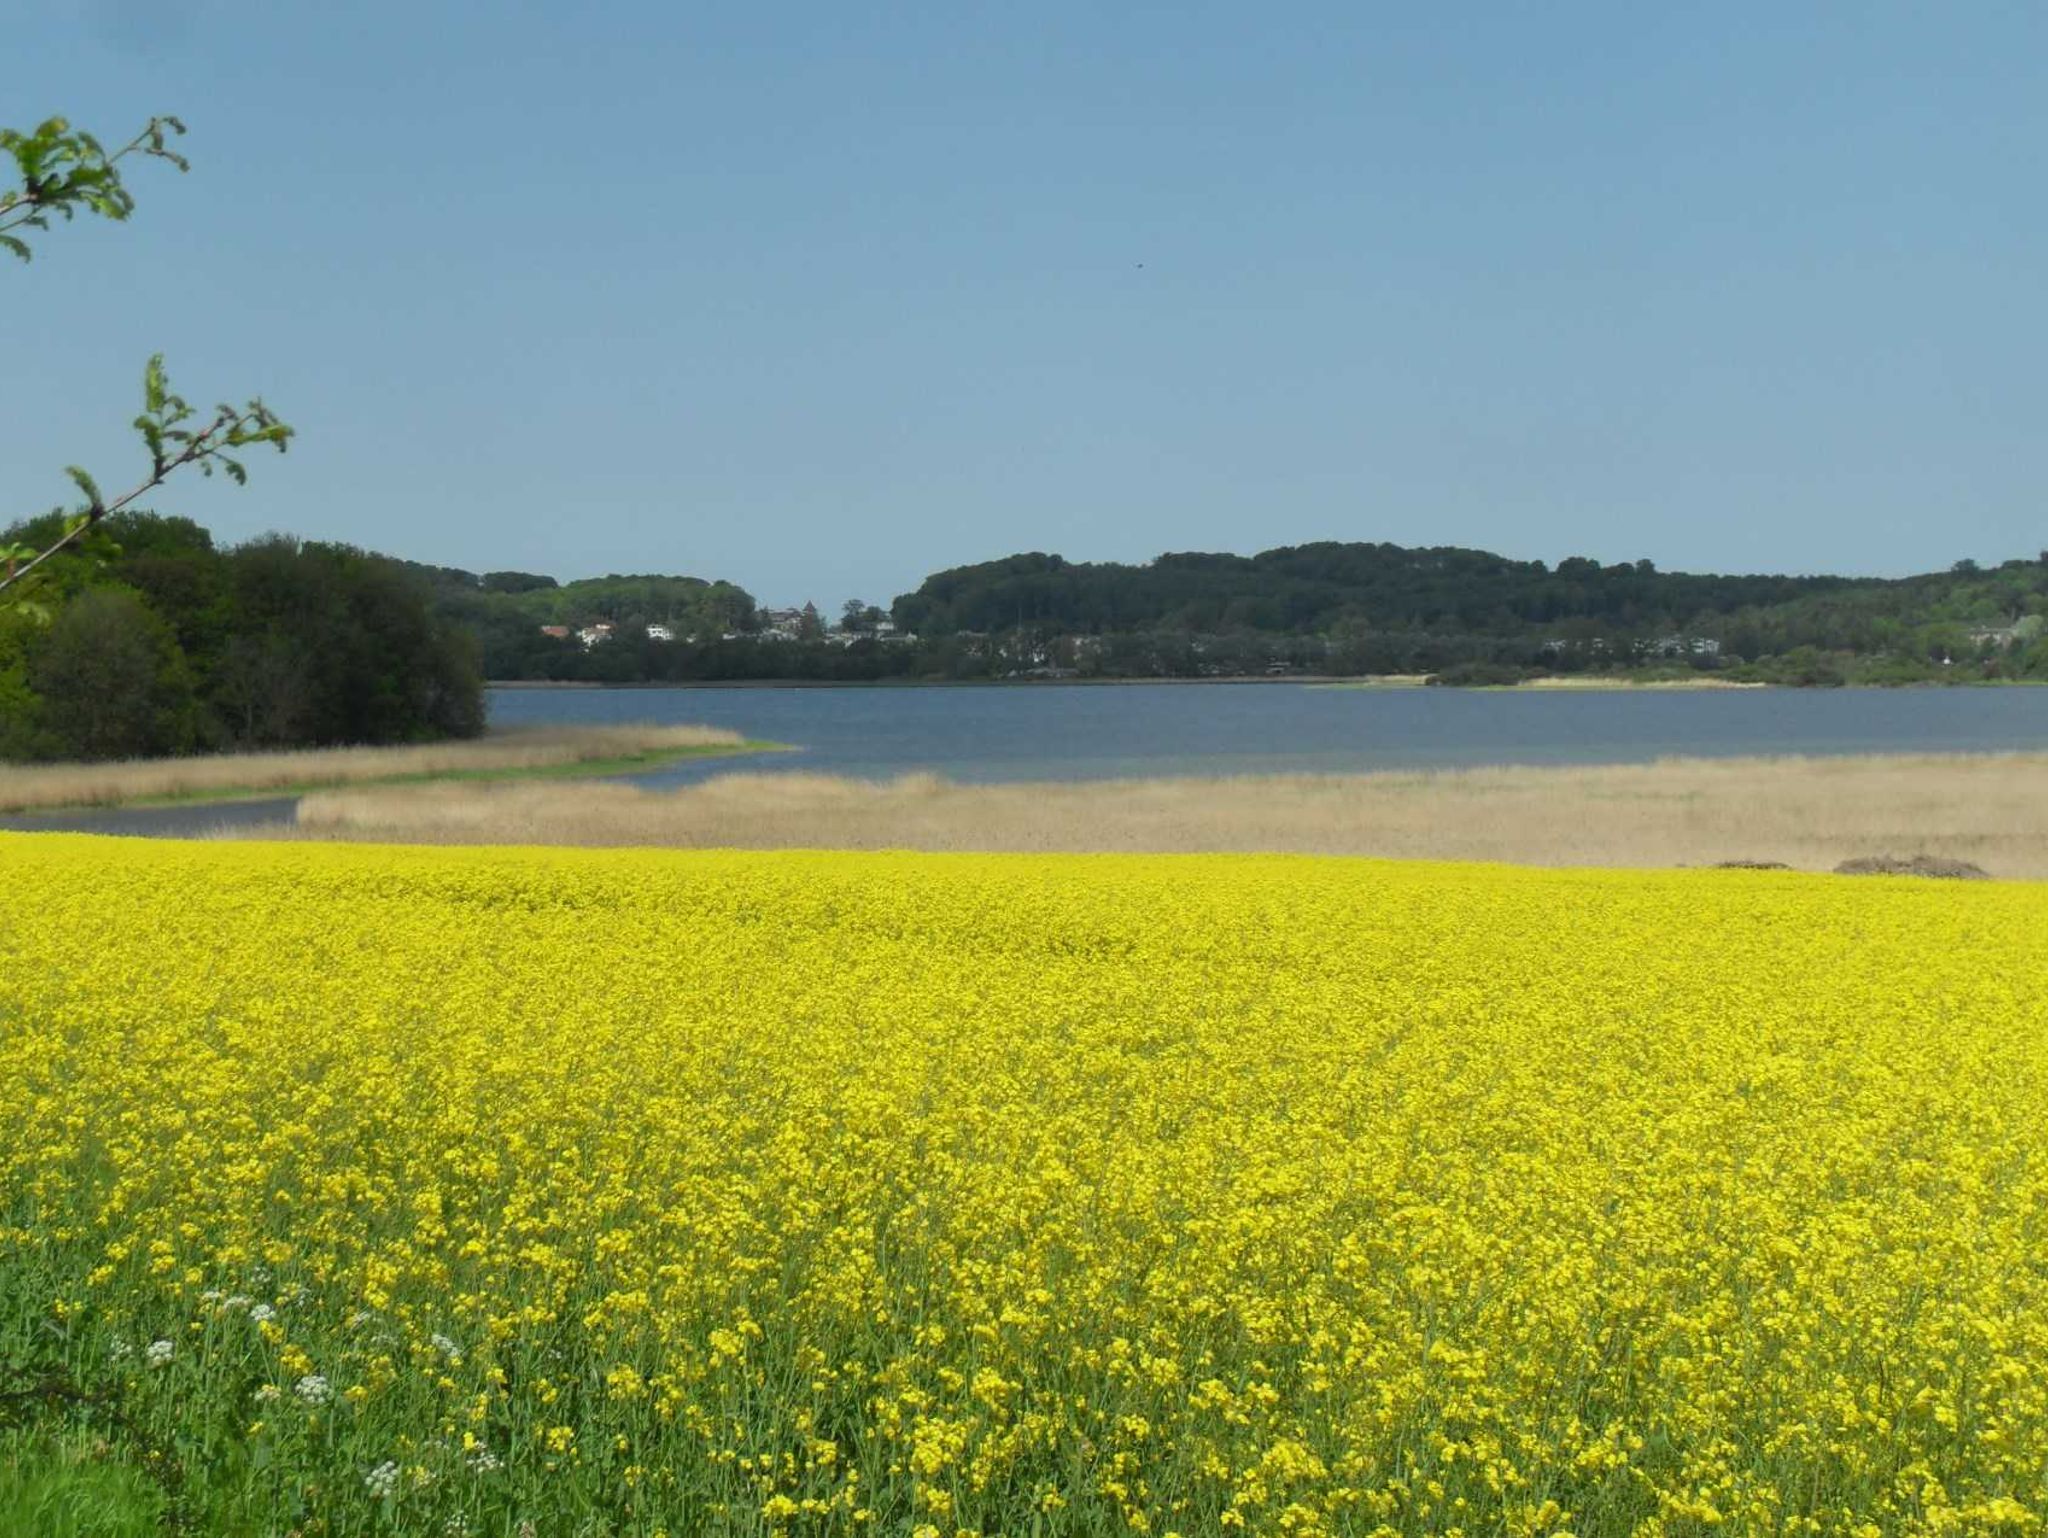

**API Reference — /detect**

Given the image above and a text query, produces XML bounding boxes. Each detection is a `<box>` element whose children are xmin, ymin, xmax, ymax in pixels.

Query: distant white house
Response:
<box><xmin>645</xmin><ymin>623</ymin><xmax>675</xmax><ymax>642</ymax></box>
<box><xmin>827</xmin><ymin>624</ymin><xmax>918</xmax><ymax>646</ymax></box>
<box><xmin>576</xmin><ymin>622</ymin><xmax>616</xmax><ymax>649</ymax></box>
<box><xmin>1970</xmin><ymin>617</ymin><xmax>2041</xmax><ymax>650</ymax></box>
<box><xmin>1646</xmin><ymin>634</ymin><xmax>1722</xmax><ymax>659</ymax></box>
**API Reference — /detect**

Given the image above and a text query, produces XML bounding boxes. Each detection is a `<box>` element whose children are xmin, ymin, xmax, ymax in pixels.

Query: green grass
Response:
<box><xmin>0</xmin><ymin>1433</ymin><xmax>168</xmax><ymax>1538</ymax></box>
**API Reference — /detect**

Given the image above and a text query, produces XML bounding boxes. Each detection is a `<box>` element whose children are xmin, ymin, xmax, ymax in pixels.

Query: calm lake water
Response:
<box><xmin>10</xmin><ymin>683</ymin><xmax>2048</xmax><ymax>839</ymax></box>
<box><xmin>495</xmin><ymin>682</ymin><xmax>2048</xmax><ymax>787</ymax></box>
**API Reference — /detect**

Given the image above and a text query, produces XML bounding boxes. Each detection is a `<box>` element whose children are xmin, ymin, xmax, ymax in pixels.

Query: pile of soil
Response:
<box><xmin>1711</xmin><ymin>860</ymin><xmax>1792</xmax><ymax>870</ymax></box>
<box><xmin>1833</xmin><ymin>855</ymin><xmax>1991</xmax><ymax>880</ymax></box>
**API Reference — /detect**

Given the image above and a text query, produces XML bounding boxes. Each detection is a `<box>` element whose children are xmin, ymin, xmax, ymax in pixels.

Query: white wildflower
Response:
<box><xmin>364</xmin><ymin>1460</ymin><xmax>400</xmax><ymax>1499</ymax></box>
<box><xmin>248</xmin><ymin>1304</ymin><xmax>275</xmax><ymax>1326</ymax></box>
<box><xmin>145</xmin><ymin>1339</ymin><xmax>174</xmax><ymax>1368</ymax></box>
<box><xmin>294</xmin><ymin>1373</ymin><xmax>331</xmax><ymax>1406</ymax></box>
<box><xmin>467</xmin><ymin>1447</ymin><xmax>502</xmax><ymax>1474</ymax></box>
<box><xmin>255</xmin><ymin>1384</ymin><xmax>283</xmax><ymax>1403</ymax></box>
<box><xmin>224</xmin><ymin>1294</ymin><xmax>252</xmax><ymax>1312</ymax></box>
<box><xmin>108</xmin><ymin>1340</ymin><xmax>133</xmax><ymax>1362</ymax></box>
<box><xmin>430</xmin><ymin>1332</ymin><xmax>463</xmax><ymax>1365</ymax></box>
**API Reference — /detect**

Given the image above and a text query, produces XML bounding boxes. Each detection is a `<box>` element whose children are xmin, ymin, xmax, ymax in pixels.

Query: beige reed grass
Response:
<box><xmin>285</xmin><ymin>750</ymin><xmax>2048</xmax><ymax>876</ymax></box>
<box><xmin>0</xmin><ymin>725</ymin><xmax>743</xmax><ymax>813</ymax></box>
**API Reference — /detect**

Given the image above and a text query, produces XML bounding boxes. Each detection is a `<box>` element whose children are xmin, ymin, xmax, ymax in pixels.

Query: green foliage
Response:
<box><xmin>0</xmin><ymin>114</ymin><xmax>185</xmax><ymax>263</ymax></box>
<box><xmin>0</xmin><ymin>111</ymin><xmax>417</xmax><ymax>764</ymax></box>
<box><xmin>869</xmin><ymin>542</ymin><xmax>2048</xmax><ymax>685</ymax></box>
<box><xmin>480</xmin><ymin>570</ymin><xmax>559</xmax><ymax>595</ymax></box>
<box><xmin>891</xmin><ymin>544</ymin><xmax>1856</xmax><ymax>639</ymax></box>
<box><xmin>130</xmin><ymin>352</ymin><xmax>293</xmax><ymax>488</ymax></box>
<box><xmin>27</xmin><ymin>587</ymin><xmax>199</xmax><ymax>759</ymax></box>
<box><xmin>0</xmin><ymin>1434</ymin><xmax>168</xmax><ymax>1538</ymax></box>
<box><xmin>0</xmin><ymin>515</ymin><xmax>484</xmax><ymax>761</ymax></box>
<box><xmin>5</xmin><ymin>117</ymin><xmax>291</xmax><ymax>621</ymax></box>
<box><xmin>398</xmin><ymin>561</ymin><xmax>763</xmax><ymax>679</ymax></box>
<box><xmin>0</xmin><ymin>611</ymin><xmax>43</xmax><ymax>758</ymax></box>
<box><xmin>5</xmin><ymin>355</ymin><xmax>290</xmax><ymax>608</ymax></box>
<box><xmin>437</xmin><ymin>541</ymin><xmax>2048</xmax><ymax>687</ymax></box>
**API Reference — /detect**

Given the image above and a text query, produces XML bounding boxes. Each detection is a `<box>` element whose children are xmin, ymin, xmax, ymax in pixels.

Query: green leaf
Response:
<box><xmin>135</xmin><ymin>416</ymin><xmax>166</xmax><ymax>468</ymax></box>
<box><xmin>64</xmin><ymin>465</ymin><xmax>103</xmax><ymax>509</ymax></box>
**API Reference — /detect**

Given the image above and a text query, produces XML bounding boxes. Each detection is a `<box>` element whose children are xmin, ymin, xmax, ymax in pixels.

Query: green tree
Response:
<box><xmin>28</xmin><ymin>587</ymin><xmax>198</xmax><ymax>758</ymax></box>
<box><xmin>220</xmin><ymin>537</ymin><xmax>482</xmax><ymax>746</ymax></box>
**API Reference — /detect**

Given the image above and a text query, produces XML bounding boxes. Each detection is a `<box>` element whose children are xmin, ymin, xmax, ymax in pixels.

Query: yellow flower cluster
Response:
<box><xmin>3</xmin><ymin>834</ymin><xmax>2046</xmax><ymax>1536</ymax></box>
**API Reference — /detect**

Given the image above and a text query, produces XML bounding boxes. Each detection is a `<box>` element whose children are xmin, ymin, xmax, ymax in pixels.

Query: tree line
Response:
<box><xmin>448</xmin><ymin>542</ymin><xmax>2048</xmax><ymax>687</ymax></box>
<box><xmin>892</xmin><ymin>545</ymin><xmax>1854</xmax><ymax>637</ymax></box>
<box><xmin>9</xmin><ymin>522</ymin><xmax>2047</xmax><ymax>762</ymax></box>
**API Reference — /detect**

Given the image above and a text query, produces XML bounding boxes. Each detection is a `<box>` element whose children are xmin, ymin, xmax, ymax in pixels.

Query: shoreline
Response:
<box><xmin>485</xmin><ymin>675</ymin><xmax>2043</xmax><ymax>692</ymax></box>
<box><xmin>487</xmin><ymin>675</ymin><xmax>1373</xmax><ymax>689</ymax></box>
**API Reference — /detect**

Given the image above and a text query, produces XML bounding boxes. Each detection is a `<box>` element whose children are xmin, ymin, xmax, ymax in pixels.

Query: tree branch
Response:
<box><xmin>1</xmin><ymin>401</ymin><xmax>283</xmax><ymax>598</ymax></box>
<box><xmin>0</xmin><ymin>114</ymin><xmax>185</xmax><ymax>259</ymax></box>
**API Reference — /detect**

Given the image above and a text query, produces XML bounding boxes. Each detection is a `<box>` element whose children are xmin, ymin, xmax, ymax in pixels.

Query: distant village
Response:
<box><xmin>537</xmin><ymin>605</ymin><xmax>919</xmax><ymax>651</ymax></box>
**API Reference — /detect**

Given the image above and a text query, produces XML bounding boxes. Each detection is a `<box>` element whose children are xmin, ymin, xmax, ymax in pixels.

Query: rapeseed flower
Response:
<box><xmin>2</xmin><ymin>834</ymin><xmax>2045</xmax><ymax>1534</ymax></box>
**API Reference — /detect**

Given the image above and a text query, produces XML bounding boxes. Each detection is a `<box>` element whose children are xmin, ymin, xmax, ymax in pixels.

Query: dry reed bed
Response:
<box><xmin>291</xmin><ymin>750</ymin><xmax>2048</xmax><ymax>876</ymax></box>
<box><xmin>0</xmin><ymin>725</ymin><xmax>743</xmax><ymax>813</ymax></box>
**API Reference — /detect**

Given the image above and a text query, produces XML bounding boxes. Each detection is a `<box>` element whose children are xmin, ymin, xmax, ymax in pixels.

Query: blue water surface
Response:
<box><xmin>488</xmin><ymin>682</ymin><xmax>2048</xmax><ymax>787</ymax></box>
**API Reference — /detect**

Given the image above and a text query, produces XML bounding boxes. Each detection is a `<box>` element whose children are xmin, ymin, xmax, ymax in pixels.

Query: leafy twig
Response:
<box><xmin>0</xmin><ymin>354</ymin><xmax>292</xmax><ymax>600</ymax></box>
<box><xmin>0</xmin><ymin>115</ymin><xmax>186</xmax><ymax>262</ymax></box>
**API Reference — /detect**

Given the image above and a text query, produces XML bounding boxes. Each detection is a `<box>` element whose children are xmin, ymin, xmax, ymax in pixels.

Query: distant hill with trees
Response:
<box><xmin>891</xmin><ymin>545</ymin><xmax>1852</xmax><ymax>638</ymax></box>
<box><xmin>9</xmin><ymin>528</ymin><xmax>2046</xmax><ymax>761</ymax></box>
<box><xmin>447</xmin><ymin>541</ymin><xmax>2048</xmax><ymax>687</ymax></box>
<box><xmin>393</xmin><ymin>563</ymin><xmax>763</xmax><ymax>682</ymax></box>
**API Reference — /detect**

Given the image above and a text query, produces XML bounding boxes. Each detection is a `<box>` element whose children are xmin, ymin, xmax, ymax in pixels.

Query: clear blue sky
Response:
<box><xmin>10</xmin><ymin>3</ymin><xmax>2048</xmax><ymax>610</ymax></box>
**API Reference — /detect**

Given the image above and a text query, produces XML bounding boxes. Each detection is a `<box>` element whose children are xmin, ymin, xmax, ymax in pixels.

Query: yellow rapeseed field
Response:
<box><xmin>2</xmin><ymin>834</ymin><xmax>2046</xmax><ymax>1536</ymax></box>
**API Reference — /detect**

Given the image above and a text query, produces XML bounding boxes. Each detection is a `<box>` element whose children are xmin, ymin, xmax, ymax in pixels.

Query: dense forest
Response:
<box><xmin>0</xmin><ymin>512</ymin><xmax>482</xmax><ymax>760</ymax></box>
